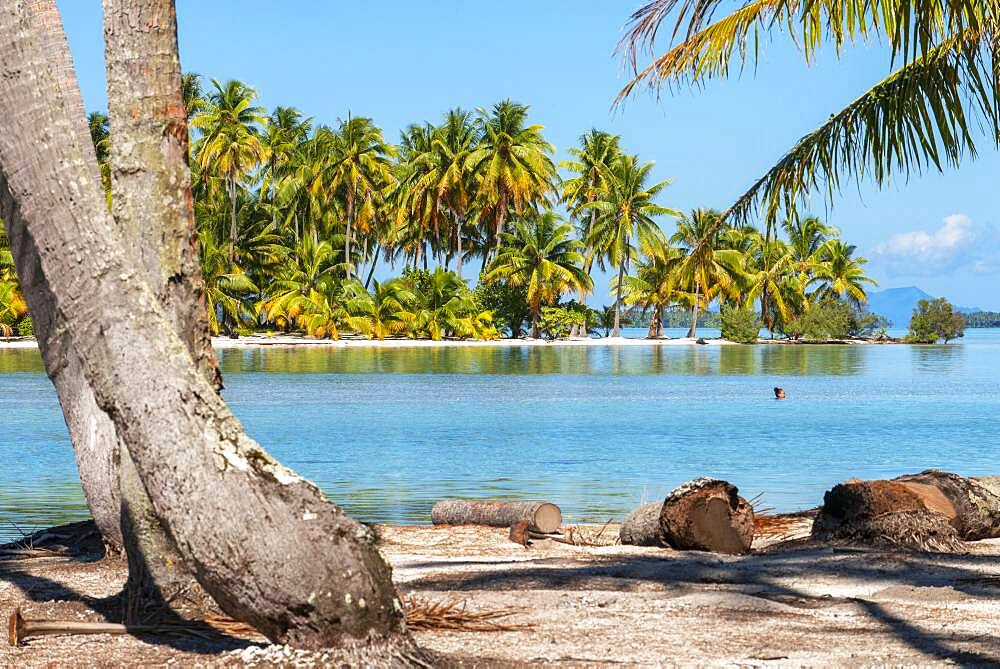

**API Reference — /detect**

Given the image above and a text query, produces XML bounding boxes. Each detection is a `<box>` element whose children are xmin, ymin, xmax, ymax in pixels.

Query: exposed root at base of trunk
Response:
<box><xmin>816</xmin><ymin>510</ymin><xmax>965</xmax><ymax>553</ymax></box>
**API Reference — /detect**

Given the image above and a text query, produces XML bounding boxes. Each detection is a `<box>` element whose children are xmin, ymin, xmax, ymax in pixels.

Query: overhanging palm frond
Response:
<box><xmin>618</xmin><ymin>0</ymin><xmax>987</xmax><ymax>97</ymax></box>
<box><xmin>720</xmin><ymin>30</ymin><xmax>996</xmax><ymax>226</ymax></box>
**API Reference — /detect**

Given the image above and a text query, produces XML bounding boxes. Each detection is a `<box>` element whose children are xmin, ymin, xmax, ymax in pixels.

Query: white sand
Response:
<box><xmin>0</xmin><ymin>335</ymin><xmax>737</xmax><ymax>349</ymax></box>
<box><xmin>209</xmin><ymin>334</ymin><xmax>736</xmax><ymax>348</ymax></box>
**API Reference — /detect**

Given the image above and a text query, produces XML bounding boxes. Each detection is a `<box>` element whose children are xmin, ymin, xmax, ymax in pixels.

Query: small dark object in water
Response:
<box><xmin>774</xmin><ymin>387</ymin><xmax>786</xmax><ymax>399</ymax></box>
<box><xmin>696</xmin><ymin>338</ymin><xmax>707</xmax><ymax>345</ymax></box>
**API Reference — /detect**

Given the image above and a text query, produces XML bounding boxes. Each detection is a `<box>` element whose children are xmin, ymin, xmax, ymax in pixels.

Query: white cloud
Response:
<box><xmin>873</xmin><ymin>214</ymin><xmax>1000</xmax><ymax>276</ymax></box>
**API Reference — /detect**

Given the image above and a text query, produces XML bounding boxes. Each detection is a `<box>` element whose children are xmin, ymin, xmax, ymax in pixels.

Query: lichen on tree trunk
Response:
<box><xmin>102</xmin><ymin>0</ymin><xmax>221</xmax><ymax>619</ymax></box>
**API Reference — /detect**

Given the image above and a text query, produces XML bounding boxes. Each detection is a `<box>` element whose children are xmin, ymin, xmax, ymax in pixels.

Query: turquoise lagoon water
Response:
<box><xmin>1</xmin><ymin>328</ymin><xmax>999</xmax><ymax>540</ymax></box>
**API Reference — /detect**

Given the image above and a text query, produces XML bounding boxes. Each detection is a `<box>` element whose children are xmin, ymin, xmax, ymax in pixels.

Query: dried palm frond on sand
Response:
<box><xmin>401</xmin><ymin>595</ymin><xmax>528</xmax><ymax>632</ymax></box>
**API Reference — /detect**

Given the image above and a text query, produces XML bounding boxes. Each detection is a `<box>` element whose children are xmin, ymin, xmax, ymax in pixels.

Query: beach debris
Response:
<box><xmin>619</xmin><ymin>502</ymin><xmax>665</xmax><ymax>546</ymax></box>
<box><xmin>401</xmin><ymin>594</ymin><xmax>527</xmax><ymax>632</ymax></box>
<box><xmin>812</xmin><ymin>470</ymin><xmax>1000</xmax><ymax>551</ymax></box>
<box><xmin>773</xmin><ymin>387</ymin><xmax>786</xmax><ymax>399</ymax></box>
<box><xmin>432</xmin><ymin>500</ymin><xmax>561</xmax><ymax>533</ymax></box>
<box><xmin>508</xmin><ymin>520</ymin><xmax>531</xmax><ymax>547</ymax></box>
<box><xmin>659</xmin><ymin>477</ymin><xmax>755</xmax><ymax>554</ymax></box>
<box><xmin>7</xmin><ymin>607</ymin><xmax>265</xmax><ymax>646</ymax></box>
<box><xmin>812</xmin><ymin>469</ymin><xmax>1000</xmax><ymax>552</ymax></box>
<box><xmin>696</xmin><ymin>338</ymin><xmax>708</xmax><ymax>345</ymax></box>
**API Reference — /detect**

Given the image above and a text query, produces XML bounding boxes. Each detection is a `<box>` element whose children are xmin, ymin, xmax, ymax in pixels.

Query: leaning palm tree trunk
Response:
<box><xmin>688</xmin><ymin>280</ymin><xmax>700</xmax><ymax>339</ymax></box>
<box><xmin>104</xmin><ymin>0</ymin><xmax>226</xmax><ymax>618</ymax></box>
<box><xmin>613</xmin><ymin>257</ymin><xmax>626</xmax><ymax>337</ymax></box>
<box><xmin>0</xmin><ymin>1</ymin><xmax>411</xmax><ymax>651</ymax></box>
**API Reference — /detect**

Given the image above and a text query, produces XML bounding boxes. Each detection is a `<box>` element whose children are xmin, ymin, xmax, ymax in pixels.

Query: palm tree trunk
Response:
<box><xmin>454</xmin><ymin>215</ymin><xmax>464</xmax><ymax>279</ymax></box>
<box><xmin>613</xmin><ymin>256</ymin><xmax>626</xmax><ymax>337</ymax></box>
<box><xmin>0</xmin><ymin>3</ymin><xmax>413</xmax><ymax>650</ymax></box>
<box><xmin>647</xmin><ymin>304</ymin><xmax>663</xmax><ymax>338</ymax></box>
<box><xmin>688</xmin><ymin>280</ymin><xmax>700</xmax><ymax>339</ymax></box>
<box><xmin>227</xmin><ymin>173</ymin><xmax>238</xmax><ymax>265</ymax></box>
<box><xmin>104</xmin><ymin>0</ymin><xmax>223</xmax><ymax>616</ymax></box>
<box><xmin>344</xmin><ymin>192</ymin><xmax>354</xmax><ymax>278</ymax></box>
<box><xmin>574</xmin><ymin>208</ymin><xmax>598</xmax><ymax>337</ymax></box>
<box><xmin>364</xmin><ymin>252</ymin><xmax>378</xmax><ymax>289</ymax></box>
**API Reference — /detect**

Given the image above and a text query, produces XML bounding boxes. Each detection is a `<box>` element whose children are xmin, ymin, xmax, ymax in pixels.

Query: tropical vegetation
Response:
<box><xmin>0</xmin><ymin>75</ymin><xmax>885</xmax><ymax>342</ymax></box>
<box><xmin>907</xmin><ymin>298</ymin><xmax>966</xmax><ymax>343</ymax></box>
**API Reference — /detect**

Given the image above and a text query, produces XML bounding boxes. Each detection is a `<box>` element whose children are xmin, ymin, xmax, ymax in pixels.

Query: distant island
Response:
<box><xmin>866</xmin><ymin>287</ymin><xmax>988</xmax><ymax>327</ymax></box>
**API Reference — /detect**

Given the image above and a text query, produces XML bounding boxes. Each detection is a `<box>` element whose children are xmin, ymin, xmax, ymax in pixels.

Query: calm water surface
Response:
<box><xmin>2</xmin><ymin>327</ymin><xmax>999</xmax><ymax>540</ymax></box>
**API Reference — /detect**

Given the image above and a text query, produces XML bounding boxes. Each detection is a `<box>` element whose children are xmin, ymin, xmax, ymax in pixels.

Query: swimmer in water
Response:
<box><xmin>774</xmin><ymin>387</ymin><xmax>786</xmax><ymax>399</ymax></box>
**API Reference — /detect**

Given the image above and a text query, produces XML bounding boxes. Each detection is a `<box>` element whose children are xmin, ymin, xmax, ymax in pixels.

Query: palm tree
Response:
<box><xmin>586</xmin><ymin>155</ymin><xmax>678</xmax><ymax>337</ymax></box>
<box><xmin>342</xmin><ymin>279</ymin><xmax>415</xmax><ymax>340</ymax></box>
<box><xmin>741</xmin><ymin>232</ymin><xmax>798</xmax><ymax>335</ymax></box>
<box><xmin>560</xmin><ymin>129</ymin><xmax>622</xmax><ymax>333</ymax></box>
<box><xmin>811</xmin><ymin>239</ymin><xmax>878</xmax><ymax>308</ymax></box>
<box><xmin>180</xmin><ymin>72</ymin><xmax>204</xmax><ymax>120</ymax></box>
<box><xmin>467</xmin><ymin>100</ymin><xmax>556</xmax><ymax>267</ymax></box>
<box><xmin>87</xmin><ymin>111</ymin><xmax>111</xmax><ymax>204</ymax></box>
<box><xmin>410</xmin><ymin>268</ymin><xmax>495</xmax><ymax>340</ymax></box>
<box><xmin>671</xmin><ymin>208</ymin><xmax>741</xmax><ymax>338</ymax></box>
<box><xmin>262</xmin><ymin>106</ymin><xmax>312</xmax><ymax>203</ymax></box>
<box><xmin>198</xmin><ymin>229</ymin><xmax>258</xmax><ymax>335</ymax></box>
<box><xmin>621</xmin><ymin>239</ymin><xmax>685</xmax><ymax>338</ymax></box>
<box><xmin>191</xmin><ymin>79</ymin><xmax>268</xmax><ymax>263</ymax></box>
<box><xmin>616</xmin><ymin>1</ymin><xmax>998</xmax><ymax>227</ymax></box>
<box><xmin>484</xmin><ymin>211</ymin><xmax>592</xmax><ymax>337</ymax></box>
<box><xmin>326</xmin><ymin>115</ymin><xmax>395</xmax><ymax>276</ymax></box>
<box><xmin>260</xmin><ymin>236</ymin><xmax>343</xmax><ymax>328</ymax></box>
<box><xmin>434</xmin><ymin>109</ymin><xmax>478</xmax><ymax>278</ymax></box>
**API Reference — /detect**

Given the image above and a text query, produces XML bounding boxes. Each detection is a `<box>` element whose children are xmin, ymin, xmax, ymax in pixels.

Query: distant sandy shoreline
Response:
<box><xmin>0</xmin><ymin>334</ymin><xmax>913</xmax><ymax>350</ymax></box>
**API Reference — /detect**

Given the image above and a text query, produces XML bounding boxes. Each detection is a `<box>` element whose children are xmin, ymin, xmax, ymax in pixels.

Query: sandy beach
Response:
<box><xmin>1</xmin><ymin>334</ymin><xmax>738</xmax><ymax>349</ymax></box>
<box><xmin>3</xmin><ymin>519</ymin><xmax>1000</xmax><ymax>666</ymax></box>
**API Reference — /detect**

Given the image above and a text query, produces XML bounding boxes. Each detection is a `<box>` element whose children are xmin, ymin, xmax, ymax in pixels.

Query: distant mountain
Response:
<box><xmin>865</xmin><ymin>287</ymin><xmax>981</xmax><ymax>327</ymax></box>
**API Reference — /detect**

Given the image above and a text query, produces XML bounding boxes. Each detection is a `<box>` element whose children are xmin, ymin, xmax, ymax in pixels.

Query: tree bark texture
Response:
<box><xmin>0</xmin><ymin>2</ymin><xmax>408</xmax><ymax>649</ymax></box>
<box><xmin>103</xmin><ymin>0</ymin><xmax>222</xmax><ymax>620</ymax></box>
<box><xmin>659</xmin><ymin>478</ymin><xmax>755</xmax><ymax>554</ymax></box>
<box><xmin>432</xmin><ymin>500</ymin><xmax>562</xmax><ymax>534</ymax></box>
<box><xmin>812</xmin><ymin>470</ymin><xmax>1000</xmax><ymax>551</ymax></box>
<box><xmin>619</xmin><ymin>502</ymin><xmax>664</xmax><ymax>546</ymax></box>
<box><xmin>17</xmin><ymin>0</ymin><xmax>123</xmax><ymax>550</ymax></box>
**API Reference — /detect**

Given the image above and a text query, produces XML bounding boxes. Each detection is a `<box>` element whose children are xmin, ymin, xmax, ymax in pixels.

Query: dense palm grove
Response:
<box><xmin>0</xmin><ymin>75</ymin><xmax>882</xmax><ymax>342</ymax></box>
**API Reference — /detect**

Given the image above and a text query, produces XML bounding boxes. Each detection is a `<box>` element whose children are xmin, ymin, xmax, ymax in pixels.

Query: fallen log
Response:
<box><xmin>619</xmin><ymin>502</ymin><xmax>664</xmax><ymax>546</ymax></box>
<box><xmin>432</xmin><ymin>500</ymin><xmax>561</xmax><ymax>533</ymax></box>
<box><xmin>659</xmin><ymin>478</ymin><xmax>755</xmax><ymax>554</ymax></box>
<box><xmin>812</xmin><ymin>470</ymin><xmax>1000</xmax><ymax>551</ymax></box>
<box><xmin>508</xmin><ymin>520</ymin><xmax>531</xmax><ymax>547</ymax></box>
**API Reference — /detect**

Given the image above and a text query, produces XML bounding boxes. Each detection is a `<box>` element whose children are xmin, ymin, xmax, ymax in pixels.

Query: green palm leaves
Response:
<box><xmin>192</xmin><ymin>79</ymin><xmax>269</xmax><ymax>260</ymax></box>
<box><xmin>467</xmin><ymin>100</ymin><xmax>557</xmax><ymax>264</ymax></box>
<box><xmin>485</xmin><ymin>211</ymin><xmax>592</xmax><ymax>335</ymax></box>
<box><xmin>584</xmin><ymin>155</ymin><xmax>679</xmax><ymax>336</ymax></box>
<box><xmin>617</xmin><ymin>0</ymin><xmax>999</xmax><ymax>226</ymax></box>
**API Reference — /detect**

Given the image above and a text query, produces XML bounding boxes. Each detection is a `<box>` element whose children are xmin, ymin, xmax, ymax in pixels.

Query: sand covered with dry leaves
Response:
<box><xmin>3</xmin><ymin>519</ymin><xmax>1000</xmax><ymax>667</ymax></box>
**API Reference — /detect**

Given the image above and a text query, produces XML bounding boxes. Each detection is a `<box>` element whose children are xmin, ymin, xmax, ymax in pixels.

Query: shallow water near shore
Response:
<box><xmin>2</xmin><ymin>327</ymin><xmax>999</xmax><ymax>541</ymax></box>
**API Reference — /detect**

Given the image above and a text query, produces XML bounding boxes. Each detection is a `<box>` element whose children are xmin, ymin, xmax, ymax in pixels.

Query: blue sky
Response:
<box><xmin>57</xmin><ymin>1</ymin><xmax>999</xmax><ymax>309</ymax></box>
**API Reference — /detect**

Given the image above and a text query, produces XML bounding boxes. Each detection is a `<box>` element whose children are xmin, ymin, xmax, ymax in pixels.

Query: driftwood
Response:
<box><xmin>659</xmin><ymin>478</ymin><xmax>755</xmax><ymax>554</ymax></box>
<box><xmin>619</xmin><ymin>502</ymin><xmax>664</xmax><ymax>546</ymax></box>
<box><xmin>432</xmin><ymin>500</ymin><xmax>561</xmax><ymax>533</ymax></box>
<box><xmin>812</xmin><ymin>470</ymin><xmax>1000</xmax><ymax>551</ymax></box>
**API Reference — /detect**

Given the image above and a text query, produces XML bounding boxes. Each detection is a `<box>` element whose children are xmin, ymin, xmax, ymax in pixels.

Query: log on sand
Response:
<box><xmin>659</xmin><ymin>478</ymin><xmax>755</xmax><ymax>554</ymax></box>
<box><xmin>432</xmin><ymin>500</ymin><xmax>561</xmax><ymax>533</ymax></box>
<box><xmin>812</xmin><ymin>470</ymin><xmax>1000</xmax><ymax>551</ymax></box>
<box><xmin>619</xmin><ymin>502</ymin><xmax>664</xmax><ymax>546</ymax></box>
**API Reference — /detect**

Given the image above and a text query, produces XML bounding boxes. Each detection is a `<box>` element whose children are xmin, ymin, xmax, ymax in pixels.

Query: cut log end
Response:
<box><xmin>659</xmin><ymin>479</ymin><xmax>754</xmax><ymax>555</ymax></box>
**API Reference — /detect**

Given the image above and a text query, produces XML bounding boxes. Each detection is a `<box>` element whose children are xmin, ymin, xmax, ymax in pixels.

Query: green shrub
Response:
<box><xmin>538</xmin><ymin>306</ymin><xmax>584</xmax><ymax>340</ymax></box>
<box><xmin>784</xmin><ymin>298</ymin><xmax>852</xmax><ymax>340</ymax></box>
<box><xmin>720</xmin><ymin>306</ymin><xmax>760</xmax><ymax>344</ymax></box>
<box><xmin>906</xmin><ymin>297</ymin><xmax>965</xmax><ymax>343</ymax></box>
<box><xmin>16</xmin><ymin>316</ymin><xmax>32</xmax><ymax>337</ymax></box>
